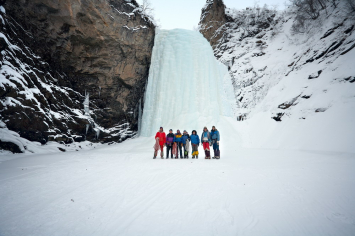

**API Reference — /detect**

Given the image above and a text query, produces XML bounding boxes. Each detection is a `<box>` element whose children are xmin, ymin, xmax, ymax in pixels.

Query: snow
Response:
<box><xmin>1</xmin><ymin>117</ymin><xmax>355</xmax><ymax>235</ymax></box>
<box><xmin>141</xmin><ymin>29</ymin><xmax>236</xmax><ymax>136</ymax></box>
<box><xmin>0</xmin><ymin>6</ymin><xmax>5</xmax><ymax>14</ymax></box>
<box><xmin>0</xmin><ymin>126</ymin><xmax>101</xmax><ymax>155</ymax></box>
<box><xmin>1</xmin><ymin>5</ymin><xmax>355</xmax><ymax>235</ymax></box>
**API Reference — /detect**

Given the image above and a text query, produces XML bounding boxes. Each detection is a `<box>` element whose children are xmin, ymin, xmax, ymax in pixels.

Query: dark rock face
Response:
<box><xmin>0</xmin><ymin>0</ymin><xmax>155</xmax><ymax>148</ymax></box>
<box><xmin>199</xmin><ymin>0</ymin><xmax>229</xmax><ymax>49</ymax></box>
<box><xmin>6</xmin><ymin>0</ymin><xmax>155</xmax><ymax>129</ymax></box>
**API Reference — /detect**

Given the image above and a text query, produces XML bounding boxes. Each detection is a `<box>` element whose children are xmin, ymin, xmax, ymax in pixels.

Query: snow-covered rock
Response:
<box><xmin>0</xmin><ymin>3</ymin><xmax>141</xmax><ymax>153</ymax></box>
<box><xmin>199</xmin><ymin>0</ymin><xmax>355</xmax><ymax>153</ymax></box>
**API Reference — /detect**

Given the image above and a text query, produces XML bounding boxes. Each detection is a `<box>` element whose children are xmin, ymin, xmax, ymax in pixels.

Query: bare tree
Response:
<box><xmin>345</xmin><ymin>0</ymin><xmax>355</xmax><ymax>12</ymax></box>
<box><xmin>141</xmin><ymin>0</ymin><xmax>154</xmax><ymax>16</ymax></box>
<box><xmin>290</xmin><ymin>0</ymin><xmax>321</xmax><ymax>20</ymax></box>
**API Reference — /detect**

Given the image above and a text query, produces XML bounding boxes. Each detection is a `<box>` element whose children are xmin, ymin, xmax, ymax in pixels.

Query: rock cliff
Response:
<box><xmin>0</xmin><ymin>0</ymin><xmax>155</xmax><ymax>151</ymax></box>
<box><xmin>199</xmin><ymin>0</ymin><xmax>230</xmax><ymax>49</ymax></box>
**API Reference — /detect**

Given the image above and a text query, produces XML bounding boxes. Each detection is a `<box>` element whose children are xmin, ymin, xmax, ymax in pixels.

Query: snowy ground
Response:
<box><xmin>1</xmin><ymin>117</ymin><xmax>354</xmax><ymax>236</ymax></box>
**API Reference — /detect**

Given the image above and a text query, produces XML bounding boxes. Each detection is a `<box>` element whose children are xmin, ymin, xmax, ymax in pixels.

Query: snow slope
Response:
<box><xmin>199</xmin><ymin>1</ymin><xmax>355</xmax><ymax>153</ymax></box>
<box><xmin>1</xmin><ymin>117</ymin><xmax>355</xmax><ymax>236</ymax></box>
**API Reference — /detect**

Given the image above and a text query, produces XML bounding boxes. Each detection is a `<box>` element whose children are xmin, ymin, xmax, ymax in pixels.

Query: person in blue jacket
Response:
<box><xmin>210</xmin><ymin>126</ymin><xmax>220</xmax><ymax>159</ymax></box>
<box><xmin>174</xmin><ymin>129</ymin><xmax>183</xmax><ymax>159</ymax></box>
<box><xmin>190</xmin><ymin>130</ymin><xmax>200</xmax><ymax>159</ymax></box>
<box><xmin>181</xmin><ymin>130</ymin><xmax>190</xmax><ymax>158</ymax></box>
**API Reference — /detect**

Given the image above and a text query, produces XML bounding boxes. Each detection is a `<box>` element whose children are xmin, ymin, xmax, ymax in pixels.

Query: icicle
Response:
<box><xmin>83</xmin><ymin>91</ymin><xmax>90</xmax><ymax>116</ymax></box>
<box><xmin>96</xmin><ymin>129</ymin><xmax>100</xmax><ymax>140</ymax></box>
<box><xmin>86</xmin><ymin>124</ymin><xmax>89</xmax><ymax>134</ymax></box>
<box><xmin>137</xmin><ymin>98</ymin><xmax>142</xmax><ymax>136</ymax></box>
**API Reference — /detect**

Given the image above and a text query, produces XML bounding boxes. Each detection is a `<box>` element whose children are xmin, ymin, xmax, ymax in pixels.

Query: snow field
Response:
<box><xmin>0</xmin><ymin>117</ymin><xmax>354</xmax><ymax>236</ymax></box>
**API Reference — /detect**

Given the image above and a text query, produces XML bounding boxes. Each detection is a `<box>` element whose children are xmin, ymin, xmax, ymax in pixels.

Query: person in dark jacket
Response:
<box><xmin>181</xmin><ymin>130</ymin><xmax>190</xmax><ymax>158</ymax></box>
<box><xmin>210</xmin><ymin>126</ymin><xmax>220</xmax><ymax>159</ymax></box>
<box><xmin>166</xmin><ymin>129</ymin><xmax>175</xmax><ymax>159</ymax></box>
<box><xmin>190</xmin><ymin>130</ymin><xmax>200</xmax><ymax>159</ymax></box>
<box><xmin>174</xmin><ymin>129</ymin><xmax>183</xmax><ymax>158</ymax></box>
<box><xmin>201</xmin><ymin>126</ymin><xmax>211</xmax><ymax>159</ymax></box>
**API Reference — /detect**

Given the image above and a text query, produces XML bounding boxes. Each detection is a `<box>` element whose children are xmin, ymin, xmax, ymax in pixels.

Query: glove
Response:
<box><xmin>217</xmin><ymin>141</ymin><xmax>219</xmax><ymax>145</ymax></box>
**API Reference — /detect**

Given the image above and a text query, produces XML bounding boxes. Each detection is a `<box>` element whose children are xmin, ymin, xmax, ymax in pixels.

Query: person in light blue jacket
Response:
<box><xmin>181</xmin><ymin>130</ymin><xmax>190</xmax><ymax>158</ymax></box>
<box><xmin>210</xmin><ymin>126</ymin><xmax>220</xmax><ymax>159</ymax></box>
<box><xmin>201</xmin><ymin>127</ymin><xmax>211</xmax><ymax>159</ymax></box>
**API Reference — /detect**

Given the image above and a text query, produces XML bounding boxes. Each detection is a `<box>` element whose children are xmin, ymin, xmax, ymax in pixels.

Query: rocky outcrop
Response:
<box><xmin>199</xmin><ymin>0</ymin><xmax>229</xmax><ymax>49</ymax></box>
<box><xmin>199</xmin><ymin>0</ymin><xmax>355</xmax><ymax>124</ymax></box>
<box><xmin>199</xmin><ymin>0</ymin><xmax>275</xmax><ymax>56</ymax></box>
<box><xmin>0</xmin><ymin>0</ymin><xmax>155</xmax><ymax>148</ymax></box>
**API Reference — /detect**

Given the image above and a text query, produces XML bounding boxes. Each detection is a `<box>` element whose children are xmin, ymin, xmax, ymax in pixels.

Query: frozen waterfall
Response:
<box><xmin>140</xmin><ymin>29</ymin><xmax>236</xmax><ymax>137</ymax></box>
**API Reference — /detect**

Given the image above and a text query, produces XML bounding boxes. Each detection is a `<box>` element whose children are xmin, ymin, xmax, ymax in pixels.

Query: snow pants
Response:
<box><xmin>176</xmin><ymin>142</ymin><xmax>183</xmax><ymax>158</ymax></box>
<box><xmin>212</xmin><ymin>140</ymin><xmax>219</xmax><ymax>151</ymax></box>
<box><xmin>202</xmin><ymin>142</ymin><xmax>210</xmax><ymax>151</ymax></box>
<box><xmin>166</xmin><ymin>144</ymin><xmax>173</xmax><ymax>158</ymax></box>
<box><xmin>192</xmin><ymin>144</ymin><xmax>199</xmax><ymax>156</ymax></box>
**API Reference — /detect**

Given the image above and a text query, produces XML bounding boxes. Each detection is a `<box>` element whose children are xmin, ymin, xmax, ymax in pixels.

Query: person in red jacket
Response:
<box><xmin>154</xmin><ymin>127</ymin><xmax>166</xmax><ymax>159</ymax></box>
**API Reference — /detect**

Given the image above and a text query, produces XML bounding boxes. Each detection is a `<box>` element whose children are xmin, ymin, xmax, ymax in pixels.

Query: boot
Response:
<box><xmin>196</xmin><ymin>155</ymin><xmax>198</xmax><ymax>159</ymax></box>
<box><xmin>153</xmin><ymin>151</ymin><xmax>157</xmax><ymax>159</ymax></box>
<box><xmin>206</xmin><ymin>150</ymin><xmax>211</xmax><ymax>159</ymax></box>
<box><xmin>192</xmin><ymin>155</ymin><xmax>195</xmax><ymax>159</ymax></box>
<box><xmin>215</xmin><ymin>150</ymin><xmax>220</xmax><ymax>159</ymax></box>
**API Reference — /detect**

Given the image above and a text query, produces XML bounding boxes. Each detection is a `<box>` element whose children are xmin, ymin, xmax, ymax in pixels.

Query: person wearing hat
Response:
<box><xmin>165</xmin><ymin>129</ymin><xmax>175</xmax><ymax>159</ymax></box>
<box><xmin>190</xmin><ymin>130</ymin><xmax>200</xmax><ymax>158</ymax></box>
<box><xmin>174</xmin><ymin>129</ymin><xmax>183</xmax><ymax>158</ymax></box>
<box><xmin>181</xmin><ymin>130</ymin><xmax>191</xmax><ymax>158</ymax></box>
<box><xmin>154</xmin><ymin>127</ymin><xmax>166</xmax><ymax>159</ymax></box>
<box><xmin>210</xmin><ymin>126</ymin><xmax>220</xmax><ymax>159</ymax></box>
<box><xmin>201</xmin><ymin>126</ymin><xmax>211</xmax><ymax>159</ymax></box>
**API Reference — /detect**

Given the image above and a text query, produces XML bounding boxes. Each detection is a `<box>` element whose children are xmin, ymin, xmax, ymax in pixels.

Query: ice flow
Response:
<box><xmin>140</xmin><ymin>29</ymin><xmax>236</xmax><ymax>136</ymax></box>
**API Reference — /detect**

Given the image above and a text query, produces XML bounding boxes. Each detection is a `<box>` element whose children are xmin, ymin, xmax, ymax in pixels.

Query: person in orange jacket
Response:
<box><xmin>154</xmin><ymin>127</ymin><xmax>166</xmax><ymax>159</ymax></box>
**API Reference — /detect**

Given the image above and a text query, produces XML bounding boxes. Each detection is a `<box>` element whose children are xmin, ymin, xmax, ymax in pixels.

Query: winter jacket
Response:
<box><xmin>174</xmin><ymin>133</ymin><xmax>182</xmax><ymax>143</ymax></box>
<box><xmin>201</xmin><ymin>131</ymin><xmax>211</xmax><ymax>143</ymax></box>
<box><xmin>155</xmin><ymin>131</ymin><xmax>166</xmax><ymax>146</ymax></box>
<box><xmin>190</xmin><ymin>134</ymin><xmax>200</xmax><ymax>145</ymax></box>
<box><xmin>181</xmin><ymin>134</ymin><xmax>190</xmax><ymax>145</ymax></box>
<box><xmin>166</xmin><ymin>133</ymin><xmax>175</xmax><ymax>146</ymax></box>
<box><xmin>210</xmin><ymin>130</ymin><xmax>220</xmax><ymax>141</ymax></box>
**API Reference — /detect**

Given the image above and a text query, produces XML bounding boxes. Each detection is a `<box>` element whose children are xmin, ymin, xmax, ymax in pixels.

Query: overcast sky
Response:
<box><xmin>135</xmin><ymin>0</ymin><xmax>288</xmax><ymax>30</ymax></box>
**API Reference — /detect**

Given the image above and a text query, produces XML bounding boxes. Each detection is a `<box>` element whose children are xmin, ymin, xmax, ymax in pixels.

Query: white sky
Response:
<box><xmin>135</xmin><ymin>0</ymin><xmax>288</xmax><ymax>30</ymax></box>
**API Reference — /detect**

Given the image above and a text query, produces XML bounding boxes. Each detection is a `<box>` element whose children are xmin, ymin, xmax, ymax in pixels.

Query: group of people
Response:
<box><xmin>154</xmin><ymin>126</ymin><xmax>220</xmax><ymax>159</ymax></box>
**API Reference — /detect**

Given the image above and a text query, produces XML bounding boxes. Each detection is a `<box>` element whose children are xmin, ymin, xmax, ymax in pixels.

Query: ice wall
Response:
<box><xmin>140</xmin><ymin>29</ymin><xmax>236</xmax><ymax>137</ymax></box>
